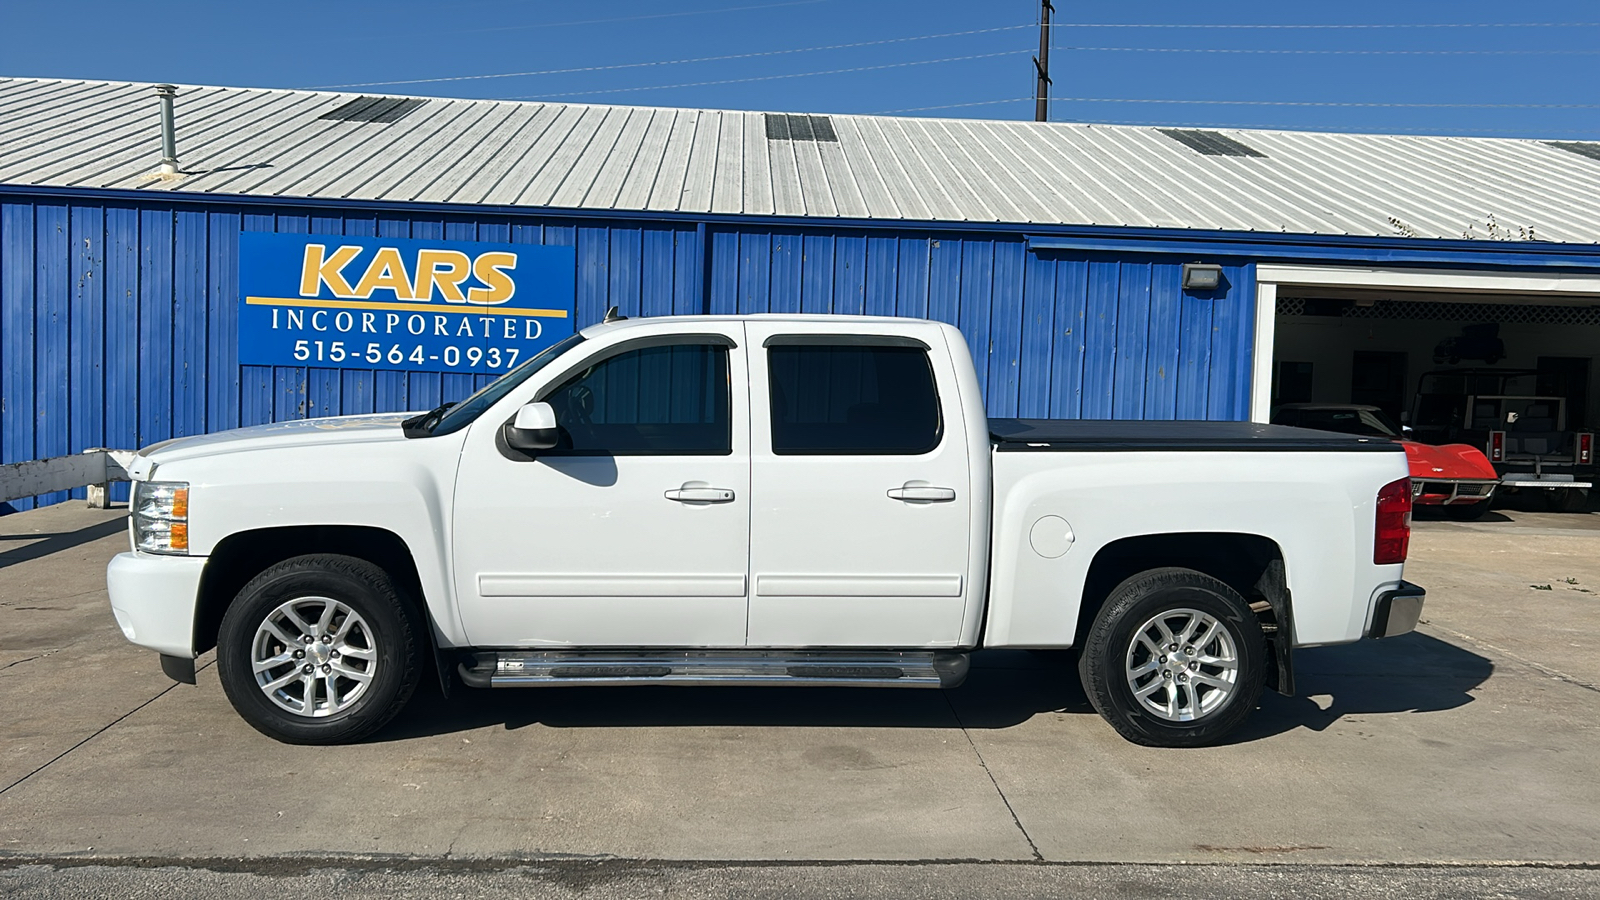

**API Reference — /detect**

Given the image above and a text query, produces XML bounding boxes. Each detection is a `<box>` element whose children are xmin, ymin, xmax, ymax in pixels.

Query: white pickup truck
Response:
<box><xmin>108</xmin><ymin>313</ymin><xmax>1424</xmax><ymax>748</ymax></box>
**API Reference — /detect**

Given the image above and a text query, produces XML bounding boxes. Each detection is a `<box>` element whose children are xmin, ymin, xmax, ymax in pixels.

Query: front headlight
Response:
<box><xmin>132</xmin><ymin>481</ymin><xmax>189</xmax><ymax>555</ymax></box>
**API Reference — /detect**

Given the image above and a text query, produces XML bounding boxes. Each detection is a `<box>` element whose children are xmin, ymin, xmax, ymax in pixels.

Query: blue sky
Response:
<box><xmin>4</xmin><ymin>0</ymin><xmax>1597</xmax><ymax>138</ymax></box>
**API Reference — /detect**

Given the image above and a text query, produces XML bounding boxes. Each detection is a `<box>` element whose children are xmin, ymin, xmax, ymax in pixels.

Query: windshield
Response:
<box><xmin>1284</xmin><ymin>408</ymin><xmax>1400</xmax><ymax>438</ymax></box>
<box><xmin>428</xmin><ymin>333</ymin><xmax>585</xmax><ymax>436</ymax></box>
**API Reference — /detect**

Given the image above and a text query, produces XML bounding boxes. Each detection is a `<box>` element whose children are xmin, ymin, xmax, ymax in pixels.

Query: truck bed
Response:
<box><xmin>988</xmin><ymin>418</ymin><xmax>1403</xmax><ymax>453</ymax></box>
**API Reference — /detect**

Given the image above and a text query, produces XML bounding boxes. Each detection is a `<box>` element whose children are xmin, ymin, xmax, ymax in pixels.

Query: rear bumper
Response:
<box><xmin>1369</xmin><ymin>581</ymin><xmax>1426</xmax><ymax>639</ymax></box>
<box><xmin>106</xmin><ymin>551</ymin><xmax>207</xmax><ymax>658</ymax></box>
<box><xmin>1499</xmin><ymin>475</ymin><xmax>1592</xmax><ymax>490</ymax></box>
<box><xmin>1412</xmin><ymin>479</ymin><xmax>1497</xmax><ymax>506</ymax></box>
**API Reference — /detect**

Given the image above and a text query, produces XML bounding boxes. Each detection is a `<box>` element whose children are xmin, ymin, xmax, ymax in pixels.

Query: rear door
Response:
<box><xmin>744</xmin><ymin>322</ymin><xmax>974</xmax><ymax>647</ymax></box>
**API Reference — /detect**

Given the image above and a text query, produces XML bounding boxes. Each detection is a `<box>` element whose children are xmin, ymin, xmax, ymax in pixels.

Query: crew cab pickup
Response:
<box><xmin>108</xmin><ymin>314</ymin><xmax>1424</xmax><ymax>747</ymax></box>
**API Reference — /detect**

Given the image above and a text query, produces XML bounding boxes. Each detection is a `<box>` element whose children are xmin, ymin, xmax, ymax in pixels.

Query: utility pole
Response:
<box><xmin>1033</xmin><ymin>0</ymin><xmax>1053</xmax><ymax>122</ymax></box>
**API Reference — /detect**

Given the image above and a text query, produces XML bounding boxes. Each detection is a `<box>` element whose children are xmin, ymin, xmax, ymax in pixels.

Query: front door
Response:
<box><xmin>453</xmin><ymin>326</ymin><xmax>750</xmax><ymax>647</ymax></box>
<box><xmin>744</xmin><ymin>322</ymin><xmax>976</xmax><ymax>647</ymax></box>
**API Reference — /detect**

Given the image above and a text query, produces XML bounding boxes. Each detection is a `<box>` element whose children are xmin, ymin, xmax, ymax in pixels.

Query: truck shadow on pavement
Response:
<box><xmin>372</xmin><ymin>633</ymin><xmax>1492</xmax><ymax>744</ymax></box>
<box><xmin>0</xmin><ymin>515</ymin><xmax>128</xmax><ymax>570</ymax></box>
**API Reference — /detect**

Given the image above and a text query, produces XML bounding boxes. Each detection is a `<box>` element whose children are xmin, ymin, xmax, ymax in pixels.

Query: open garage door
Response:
<box><xmin>1255</xmin><ymin>266</ymin><xmax>1600</xmax><ymax>514</ymax></box>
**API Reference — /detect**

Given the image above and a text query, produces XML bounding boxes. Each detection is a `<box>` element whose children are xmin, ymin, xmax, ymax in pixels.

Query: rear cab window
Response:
<box><xmin>763</xmin><ymin>335</ymin><xmax>943</xmax><ymax>455</ymax></box>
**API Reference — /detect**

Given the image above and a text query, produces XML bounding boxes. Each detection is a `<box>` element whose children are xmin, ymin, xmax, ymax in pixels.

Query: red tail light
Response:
<box><xmin>1488</xmin><ymin>430</ymin><xmax>1505</xmax><ymax>463</ymax></box>
<box><xmin>1375</xmin><ymin>477</ymin><xmax>1412</xmax><ymax>565</ymax></box>
<box><xmin>1580</xmin><ymin>433</ymin><xmax>1594</xmax><ymax>466</ymax></box>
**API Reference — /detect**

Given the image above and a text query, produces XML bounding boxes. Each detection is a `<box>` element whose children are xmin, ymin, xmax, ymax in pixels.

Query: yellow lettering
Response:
<box><xmin>352</xmin><ymin>247</ymin><xmax>415</xmax><ymax>300</ymax></box>
<box><xmin>299</xmin><ymin>244</ymin><xmax>362</xmax><ymax>297</ymax></box>
<box><xmin>467</xmin><ymin>252</ymin><xmax>517</xmax><ymax>305</ymax></box>
<box><xmin>414</xmin><ymin>249</ymin><xmax>472</xmax><ymax>303</ymax></box>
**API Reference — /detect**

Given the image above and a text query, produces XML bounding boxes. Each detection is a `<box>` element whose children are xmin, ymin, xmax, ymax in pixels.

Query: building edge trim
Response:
<box><xmin>2</xmin><ymin>183</ymin><xmax>1599</xmax><ymax>270</ymax></box>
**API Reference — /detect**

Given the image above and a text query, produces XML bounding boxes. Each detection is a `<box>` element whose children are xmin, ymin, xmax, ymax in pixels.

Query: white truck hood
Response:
<box><xmin>130</xmin><ymin>413</ymin><xmax>413</xmax><ymax>475</ymax></box>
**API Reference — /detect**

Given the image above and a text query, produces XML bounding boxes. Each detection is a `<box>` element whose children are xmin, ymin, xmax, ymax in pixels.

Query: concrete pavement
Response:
<box><xmin>1</xmin><ymin>502</ymin><xmax>1597</xmax><ymax>872</ymax></box>
<box><xmin>6</xmin><ymin>860</ymin><xmax>1600</xmax><ymax>899</ymax></box>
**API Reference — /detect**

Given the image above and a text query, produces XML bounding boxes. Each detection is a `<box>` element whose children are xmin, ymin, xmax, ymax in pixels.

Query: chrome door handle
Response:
<box><xmin>887</xmin><ymin>484</ymin><xmax>956</xmax><ymax>502</ymax></box>
<box><xmin>665</xmin><ymin>486</ymin><xmax>736</xmax><ymax>503</ymax></box>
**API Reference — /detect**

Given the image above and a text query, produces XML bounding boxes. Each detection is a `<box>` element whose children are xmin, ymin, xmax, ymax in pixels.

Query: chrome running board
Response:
<box><xmin>457</xmin><ymin>649</ymin><xmax>969</xmax><ymax>689</ymax></box>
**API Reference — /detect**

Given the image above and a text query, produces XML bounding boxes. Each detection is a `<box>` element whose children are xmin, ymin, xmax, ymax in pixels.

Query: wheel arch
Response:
<box><xmin>1078</xmin><ymin>532</ymin><xmax>1294</xmax><ymax>695</ymax></box>
<box><xmin>195</xmin><ymin>525</ymin><xmax>428</xmax><ymax>657</ymax></box>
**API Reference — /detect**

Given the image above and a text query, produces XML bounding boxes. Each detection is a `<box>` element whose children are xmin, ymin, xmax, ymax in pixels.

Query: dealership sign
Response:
<box><xmin>239</xmin><ymin>233</ymin><xmax>576</xmax><ymax>374</ymax></box>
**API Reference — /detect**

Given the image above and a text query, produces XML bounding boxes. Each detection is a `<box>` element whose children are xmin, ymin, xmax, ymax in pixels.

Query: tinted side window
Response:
<box><xmin>768</xmin><ymin>344</ymin><xmax>941</xmax><ymax>455</ymax></box>
<box><xmin>540</xmin><ymin>343</ymin><xmax>730</xmax><ymax>455</ymax></box>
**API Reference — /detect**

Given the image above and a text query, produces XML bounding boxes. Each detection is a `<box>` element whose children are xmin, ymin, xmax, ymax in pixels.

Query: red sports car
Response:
<box><xmin>1272</xmin><ymin>404</ymin><xmax>1500</xmax><ymax>519</ymax></box>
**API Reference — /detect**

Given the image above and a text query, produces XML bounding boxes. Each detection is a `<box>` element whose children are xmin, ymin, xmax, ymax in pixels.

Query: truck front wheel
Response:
<box><xmin>216</xmin><ymin>554</ymin><xmax>423</xmax><ymax>745</ymax></box>
<box><xmin>1078</xmin><ymin>568</ymin><xmax>1266</xmax><ymax>747</ymax></box>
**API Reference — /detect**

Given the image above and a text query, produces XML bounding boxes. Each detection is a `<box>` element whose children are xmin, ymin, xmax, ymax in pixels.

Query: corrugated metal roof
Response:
<box><xmin>3</xmin><ymin>76</ymin><xmax>1599</xmax><ymax>243</ymax></box>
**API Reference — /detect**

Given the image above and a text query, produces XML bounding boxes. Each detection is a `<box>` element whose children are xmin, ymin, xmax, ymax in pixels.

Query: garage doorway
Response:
<box><xmin>1350</xmin><ymin>351</ymin><xmax>1408</xmax><ymax>422</ymax></box>
<box><xmin>1255</xmin><ymin>265</ymin><xmax>1600</xmax><ymax>512</ymax></box>
<box><xmin>1539</xmin><ymin>357</ymin><xmax>1591</xmax><ymax>430</ymax></box>
<box><xmin>1254</xmin><ymin>266</ymin><xmax>1600</xmax><ymax>429</ymax></box>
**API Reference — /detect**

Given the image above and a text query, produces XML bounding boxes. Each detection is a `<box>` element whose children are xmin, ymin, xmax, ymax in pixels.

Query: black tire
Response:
<box><xmin>1078</xmin><ymin>568</ymin><xmax>1266</xmax><ymax>748</ymax></box>
<box><xmin>217</xmin><ymin>554</ymin><xmax>423</xmax><ymax>745</ymax></box>
<box><xmin>1443</xmin><ymin>500</ymin><xmax>1493</xmax><ymax>521</ymax></box>
<box><xmin>1548</xmin><ymin>488</ymin><xmax>1590</xmax><ymax>513</ymax></box>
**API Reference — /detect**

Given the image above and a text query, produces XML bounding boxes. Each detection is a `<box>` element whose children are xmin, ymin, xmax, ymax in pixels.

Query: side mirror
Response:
<box><xmin>1402</xmin><ymin>425</ymin><xmax>1414</xmax><ymax>435</ymax></box>
<box><xmin>504</xmin><ymin>401</ymin><xmax>558</xmax><ymax>452</ymax></box>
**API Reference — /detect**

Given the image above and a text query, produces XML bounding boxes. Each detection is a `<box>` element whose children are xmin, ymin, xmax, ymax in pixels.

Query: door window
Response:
<box><xmin>539</xmin><ymin>342</ymin><xmax>731</xmax><ymax>455</ymax></box>
<box><xmin>766</xmin><ymin>340</ymin><xmax>942</xmax><ymax>455</ymax></box>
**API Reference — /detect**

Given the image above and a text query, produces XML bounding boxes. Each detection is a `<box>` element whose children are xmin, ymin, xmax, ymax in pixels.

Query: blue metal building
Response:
<box><xmin>5</xmin><ymin>78</ymin><xmax>1600</xmax><ymax>509</ymax></box>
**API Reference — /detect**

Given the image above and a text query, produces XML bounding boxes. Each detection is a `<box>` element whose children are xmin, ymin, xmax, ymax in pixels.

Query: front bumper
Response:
<box><xmin>106</xmin><ymin>551</ymin><xmax>207</xmax><ymax>658</ymax></box>
<box><xmin>1369</xmin><ymin>581</ymin><xmax>1426</xmax><ymax>639</ymax></box>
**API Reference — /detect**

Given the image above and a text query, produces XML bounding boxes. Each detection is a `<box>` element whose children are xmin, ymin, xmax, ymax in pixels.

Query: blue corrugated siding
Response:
<box><xmin>0</xmin><ymin>194</ymin><xmax>1260</xmax><ymax>510</ymax></box>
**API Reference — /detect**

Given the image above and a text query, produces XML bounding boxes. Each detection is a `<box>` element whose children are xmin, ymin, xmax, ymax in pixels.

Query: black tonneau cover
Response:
<box><xmin>989</xmin><ymin>418</ymin><xmax>1401</xmax><ymax>452</ymax></box>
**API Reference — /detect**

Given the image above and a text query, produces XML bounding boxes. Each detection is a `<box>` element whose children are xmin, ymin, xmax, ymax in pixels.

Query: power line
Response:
<box><xmin>315</xmin><ymin>25</ymin><xmax>1033</xmax><ymax>89</ymax></box>
<box><xmin>1054</xmin><ymin>46</ymin><xmax>1600</xmax><ymax>55</ymax></box>
<box><xmin>882</xmin><ymin>98</ymin><xmax>1034</xmax><ymax>113</ymax></box>
<box><xmin>382</xmin><ymin>0</ymin><xmax>834</xmax><ymax>38</ymax></box>
<box><xmin>503</xmin><ymin>51</ymin><xmax>1031</xmax><ymax>100</ymax></box>
<box><xmin>881</xmin><ymin>96</ymin><xmax>1600</xmax><ymax>113</ymax></box>
<box><xmin>1051</xmin><ymin>97</ymin><xmax>1600</xmax><ymax>108</ymax></box>
<box><xmin>1050</xmin><ymin>21</ymin><xmax>1600</xmax><ymax>29</ymax></box>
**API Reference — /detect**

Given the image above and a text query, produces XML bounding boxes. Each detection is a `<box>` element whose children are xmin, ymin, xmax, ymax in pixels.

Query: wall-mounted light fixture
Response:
<box><xmin>1182</xmin><ymin>263</ymin><xmax>1223</xmax><ymax>291</ymax></box>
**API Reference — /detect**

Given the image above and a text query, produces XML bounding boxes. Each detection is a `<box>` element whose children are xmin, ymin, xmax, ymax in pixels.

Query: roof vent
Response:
<box><xmin>154</xmin><ymin>84</ymin><xmax>180</xmax><ymax>176</ymax></box>
<box><xmin>765</xmin><ymin>113</ymin><xmax>838</xmax><ymax>142</ymax></box>
<box><xmin>1546</xmin><ymin>141</ymin><xmax>1600</xmax><ymax>163</ymax></box>
<box><xmin>1158</xmin><ymin>128</ymin><xmax>1265</xmax><ymax>158</ymax></box>
<box><xmin>320</xmin><ymin>96</ymin><xmax>427</xmax><ymax>124</ymax></box>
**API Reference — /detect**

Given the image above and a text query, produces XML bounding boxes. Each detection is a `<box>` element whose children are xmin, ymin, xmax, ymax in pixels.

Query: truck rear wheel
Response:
<box><xmin>216</xmin><ymin>554</ymin><xmax>423</xmax><ymax>745</ymax></box>
<box><xmin>1078</xmin><ymin>568</ymin><xmax>1266</xmax><ymax>748</ymax></box>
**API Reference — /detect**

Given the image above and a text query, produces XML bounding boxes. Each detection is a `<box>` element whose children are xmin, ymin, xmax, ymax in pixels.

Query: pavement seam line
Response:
<box><xmin>0</xmin><ymin>660</ymin><xmax>214</xmax><ymax>797</ymax></box>
<box><xmin>941</xmin><ymin>692</ymin><xmax>1043</xmax><ymax>861</ymax></box>
<box><xmin>1425</xmin><ymin>623</ymin><xmax>1600</xmax><ymax>695</ymax></box>
<box><xmin>0</xmin><ymin>652</ymin><xmax>58</xmax><ymax>673</ymax></box>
